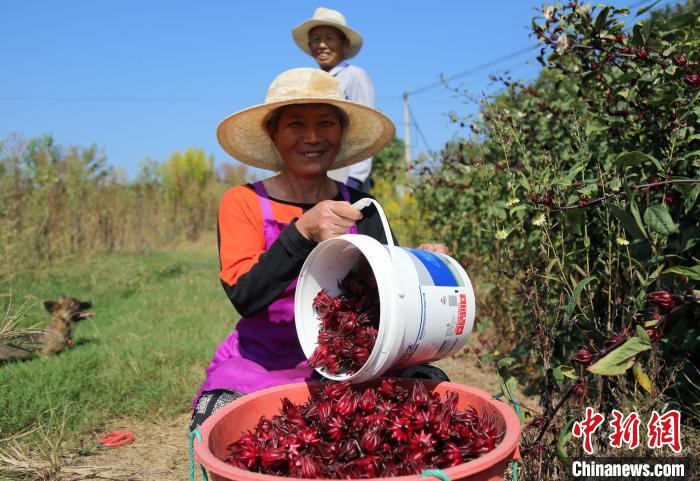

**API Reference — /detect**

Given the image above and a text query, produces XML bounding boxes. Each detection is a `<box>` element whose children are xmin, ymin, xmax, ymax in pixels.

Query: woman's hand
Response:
<box><xmin>296</xmin><ymin>201</ymin><xmax>363</xmax><ymax>242</ymax></box>
<box><xmin>417</xmin><ymin>243</ymin><xmax>450</xmax><ymax>255</ymax></box>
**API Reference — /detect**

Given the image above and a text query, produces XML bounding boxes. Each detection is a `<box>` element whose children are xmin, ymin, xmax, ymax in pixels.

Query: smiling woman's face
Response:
<box><xmin>268</xmin><ymin>104</ymin><xmax>343</xmax><ymax>178</ymax></box>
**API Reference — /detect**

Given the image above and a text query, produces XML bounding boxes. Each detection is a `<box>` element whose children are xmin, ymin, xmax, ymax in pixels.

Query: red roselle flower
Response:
<box><xmin>663</xmin><ymin>192</ymin><xmax>681</xmax><ymax>206</ymax></box>
<box><xmin>526</xmin><ymin>414</ymin><xmax>546</xmax><ymax>431</ymax></box>
<box><xmin>647</xmin><ymin>291</ymin><xmax>677</xmax><ymax>309</ymax></box>
<box><xmin>572</xmin><ymin>347</ymin><xmax>594</xmax><ymax>365</ymax></box>
<box><xmin>646</xmin><ymin>327</ymin><xmax>661</xmax><ymax>343</ymax></box>
<box><xmin>673</xmin><ymin>55</ymin><xmax>687</xmax><ymax>67</ymax></box>
<box><xmin>636</xmin><ymin>47</ymin><xmax>649</xmax><ymax>59</ymax></box>
<box><xmin>223</xmin><ymin>381</ymin><xmax>503</xmax><ymax>478</ymax></box>
<box><xmin>572</xmin><ymin>379</ymin><xmax>588</xmax><ymax>404</ymax></box>
<box><xmin>615</xmin><ymin>34</ymin><xmax>628</xmax><ymax>42</ymax></box>
<box><xmin>578</xmin><ymin>195</ymin><xmax>590</xmax><ymax>207</ymax></box>
<box><xmin>309</xmin><ymin>257</ymin><xmax>380</xmax><ymax>375</ymax></box>
<box><xmin>606</xmin><ymin>332</ymin><xmax>627</xmax><ymax>346</ymax></box>
<box><xmin>685</xmin><ymin>73</ymin><xmax>700</xmax><ymax>86</ymax></box>
<box><xmin>260</xmin><ymin>447</ymin><xmax>287</xmax><ymax>469</ymax></box>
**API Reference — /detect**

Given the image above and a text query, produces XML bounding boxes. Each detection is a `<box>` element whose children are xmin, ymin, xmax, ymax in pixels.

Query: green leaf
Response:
<box><xmin>636</xmin><ymin>0</ymin><xmax>660</xmax><ymax>16</ymax></box>
<box><xmin>509</xmin><ymin>204</ymin><xmax>528</xmax><ymax>216</ymax></box>
<box><xmin>553</xmin><ymin>366</ymin><xmax>564</xmax><ymax>390</ymax></box>
<box><xmin>498</xmin><ymin>357</ymin><xmax>516</xmax><ymax>368</ymax></box>
<box><xmin>556</xmin><ymin>418</ymin><xmax>576</xmax><ymax>466</ymax></box>
<box><xmin>595</xmin><ymin>6</ymin><xmax>610</xmax><ymax>30</ymax></box>
<box><xmin>633</xmin><ymin>361</ymin><xmax>653</xmax><ymax>394</ymax></box>
<box><xmin>663</xmin><ymin>265</ymin><xmax>700</xmax><ymax>281</ymax></box>
<box><xmin>630</xmin><ymin>199</ymin><xmax>648</xmax><ymax>239</ymax></box>
<box><xmin>560</xmin><ymin>364</ymin><xmax>578</xmax><ymax>380</ymax></box>
<box><xmin>497</xmin><ymin>365</ymin><xmax>518</xmax><ymax>401</ymax></box>
<box><xmin>610</xmin><ymin>204</ymin><xmax>646</xmax><ymax>239</ymax></box>
<box><xmin>636</xmin><ymin>324</ymin><xmax>651</xmax><ymax>344</ymax></box>
<box><xmin>644</xmin><ymin>204</ymin><xmax>679</xmax><ymax>236</ymax></box>
<box><xmin>565</xmin><ymin>276</ymin><xmax>596</xmax><ymax>315</ymax></box>
<box><xmin>615</xmin><ymin>151</ymin><xmax>661</xmax><ymax>169</ymax></box>
<box><xmin>587</xmin><ymin>336</ymin><xmax>651</xmax><ymax>376</ymax></box>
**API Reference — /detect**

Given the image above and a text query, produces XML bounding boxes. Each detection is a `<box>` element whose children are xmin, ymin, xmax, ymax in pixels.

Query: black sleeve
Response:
<box><xmin>220</xmin><ymin>219</ymin><xmax>317</xmax><ymax>317</ymax></box>
<box><xmin>220</xmin><ymin>189</ymin><xmax>397</xmax><ymax>317</ymax></box>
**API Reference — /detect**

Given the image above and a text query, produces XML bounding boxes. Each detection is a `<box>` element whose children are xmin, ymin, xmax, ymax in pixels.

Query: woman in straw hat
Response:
<box><xmin>190</xmin><ymin>68</ymin><xmax>447</xmax><ymax>431</ymax></box>
<box><xmin>292</xmin><ymin>7</ymin><xmax>375</xmax><ymax>192</ymax></box>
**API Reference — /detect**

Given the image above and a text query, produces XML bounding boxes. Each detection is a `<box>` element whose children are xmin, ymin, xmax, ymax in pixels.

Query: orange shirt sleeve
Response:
<box><xmin>217</xmin><ymin>185</ymin><xmax>266</xmax><ymax>286</ymax></box>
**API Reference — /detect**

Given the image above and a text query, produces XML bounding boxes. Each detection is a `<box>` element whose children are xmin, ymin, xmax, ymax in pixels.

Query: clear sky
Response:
<box><xmin>1</xmin><ymin>0</ymin><xmax>673</xmax><ymax>178</ymax></box>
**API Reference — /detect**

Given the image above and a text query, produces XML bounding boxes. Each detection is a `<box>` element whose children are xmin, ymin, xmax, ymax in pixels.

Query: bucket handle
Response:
<box><xmin>351</xmin><ymin>198</ymin><xmax>404</xmax><ymax>298</ymax></box>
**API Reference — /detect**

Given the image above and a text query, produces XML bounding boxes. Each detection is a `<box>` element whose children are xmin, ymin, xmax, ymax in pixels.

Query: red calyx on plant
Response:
<box><xmin>572</xmin><ymin>378</ymin><xmax>588</xmax><ymax>403</ymax></box>
<box><xmin>672</xmin><ymin>55</ymin><xmax>687</xmax><ymax>67</ymax></box>
<box><xmin>636</xmin><ymin>47</ymin><xmax>649</xmax><ymax>59</ymax></box>
<box><xmin>663</xmin><ymin>192</ymin><xmax>681</xmax><ymax>206</ymax></box>
<box><xmin>606</xmin><ymin>332</ymin><xmax>627</xmax><ymax>346</ymax></box>
<box><xmin>646</xmin><ymin>327</ymin><xmax>661</xmax><ymax>343</ymax></box>
<box><xmin>647</xmin><ymin>290</ymin><xmax>677</xmax><ymax>309</ymax></box>
<box><xmin>685</xmin><ymin>73</ymin><xmax>700</xmax><ymax>86</ymax></box>
<box><xmin>572</xmin><ymin>347</ymin><xmax>594</xmax><ymax>365</ymax></box>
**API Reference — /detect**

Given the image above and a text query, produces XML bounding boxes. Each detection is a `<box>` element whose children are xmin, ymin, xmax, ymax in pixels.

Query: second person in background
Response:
<box><xmin>292</xmin><ymin>6</ymin><xmax>375</xmax><ymax>193</ymax></box>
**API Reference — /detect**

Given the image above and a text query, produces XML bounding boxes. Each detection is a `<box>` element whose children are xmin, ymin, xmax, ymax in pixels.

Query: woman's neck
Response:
<box><xmin>263</xmin><ymin>173</ymin><xmax>338</xmax><ymax>204</ymax></box>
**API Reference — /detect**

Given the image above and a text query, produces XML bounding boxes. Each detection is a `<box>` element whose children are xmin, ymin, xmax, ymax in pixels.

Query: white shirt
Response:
<box><xmin>326</xmin><ymin>62</ymin><xmax>375</xmax><ymax>184</ymax></box>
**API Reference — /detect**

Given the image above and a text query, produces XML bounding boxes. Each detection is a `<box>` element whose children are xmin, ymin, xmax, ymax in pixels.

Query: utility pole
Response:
<box><xmin>402</xmin><ymin>91</ymin><xmax>411</xmax><ymax>168</ymax></box>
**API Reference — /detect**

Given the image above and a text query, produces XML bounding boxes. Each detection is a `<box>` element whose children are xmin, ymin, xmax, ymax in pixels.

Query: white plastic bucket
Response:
<box><xmin>295</xmin><ymin>198</ymin><xmax>476</xmax><ymax>383</ymax></box>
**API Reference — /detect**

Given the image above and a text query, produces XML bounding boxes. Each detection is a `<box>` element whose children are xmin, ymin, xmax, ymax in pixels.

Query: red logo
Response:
<box><xmin>455</xmin><ymin>294</ymin><xmax>467</xmax><ymax>335</ymax></box>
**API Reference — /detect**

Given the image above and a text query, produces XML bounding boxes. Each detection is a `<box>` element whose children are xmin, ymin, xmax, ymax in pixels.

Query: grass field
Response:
<box><xmin>0</xmin><ymin>236</ymin><xmax>236</xmax><ymax>444</ymax></box>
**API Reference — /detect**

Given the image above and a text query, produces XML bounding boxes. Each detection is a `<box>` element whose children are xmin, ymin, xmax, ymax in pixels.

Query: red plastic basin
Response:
<box><xmin>194</xmin><ymin>380</ymin><xmax>521</xmax><ymax>481</ymax></box>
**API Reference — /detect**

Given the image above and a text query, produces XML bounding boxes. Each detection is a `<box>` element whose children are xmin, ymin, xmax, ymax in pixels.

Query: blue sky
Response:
<box><xmin>1</xmin><ymin>0</ymin><xmax>673</xmax><ymax>178</ymax></box>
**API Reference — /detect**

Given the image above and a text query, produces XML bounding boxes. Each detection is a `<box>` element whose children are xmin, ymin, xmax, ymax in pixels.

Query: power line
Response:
<box><xmin>405</xmin><ymin>0</ymin><xmax>669</xmax><ymax>98</ymax></box>
<box><xmin>408</xmin><ymin>44</ymin><xmax>537</xmax><ymax>96</ymax></box>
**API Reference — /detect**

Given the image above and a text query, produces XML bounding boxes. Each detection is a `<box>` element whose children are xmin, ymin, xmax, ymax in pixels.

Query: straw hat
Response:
<box><xmin>217</xmin><ymin>68</ymin><xmax>395</xmax><ymax>171</ymax></box>
<box><xmin>292</xmin><ymin>7</ymin><xmax>363</xmax><ymax>59</ymax></box>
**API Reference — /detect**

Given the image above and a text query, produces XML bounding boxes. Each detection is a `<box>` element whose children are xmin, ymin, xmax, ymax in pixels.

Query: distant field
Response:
<box><xmin>0</xmin><ymin>238</ymin><xmax>236</xmax><ymax>440</ymax></box>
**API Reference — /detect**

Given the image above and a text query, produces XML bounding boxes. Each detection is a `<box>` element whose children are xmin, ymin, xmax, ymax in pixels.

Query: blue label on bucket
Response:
<box><xmin>409</xmin><ymin>249</ymin><xmax>458</xmax><ymax>287</ymax></box>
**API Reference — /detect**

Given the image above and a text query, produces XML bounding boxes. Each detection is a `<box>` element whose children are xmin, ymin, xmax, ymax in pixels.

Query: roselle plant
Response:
<box><xmin>308</xmin><ymin>258</ymin><xmax>380</xmax><ymax>375</ymax></box>
<box><xmin>410</xmin><ymin>1</ymin><xmax>699</xmax><ymax>478</ymax></box>
<box><xmin>223</xmin><ymin>379</ymin><xmax>503</xmax><ymax>478</ymax></box>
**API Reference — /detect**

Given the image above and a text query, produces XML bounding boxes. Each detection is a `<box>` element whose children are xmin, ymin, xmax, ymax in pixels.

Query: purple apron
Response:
<box><xmin>193</xmin><ymin>180</ymin><xmax>357</xmax><ymax>407</ymax></box>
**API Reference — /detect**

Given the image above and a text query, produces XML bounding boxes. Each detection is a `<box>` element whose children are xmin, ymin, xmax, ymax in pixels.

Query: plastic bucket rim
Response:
<box><xmin>193</xmin><ymin>380</ymin><xmax>522</xmax><ymax>481</ymax></box>
<box><xmin>294</xmin><ymin>234</ymin><xmax>405</xmax><ymax>383</ymax></box>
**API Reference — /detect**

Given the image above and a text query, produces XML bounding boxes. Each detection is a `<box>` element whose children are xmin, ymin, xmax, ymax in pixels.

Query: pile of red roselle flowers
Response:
<box><xmin>223</xmin><ymin>379</ymin><xmax>503</xmax><ymax>478</ymax></box>
<box><xmin>308</xmin><ymin>258</ymin><xmax>380</xmax><ymax>375</ymax></box>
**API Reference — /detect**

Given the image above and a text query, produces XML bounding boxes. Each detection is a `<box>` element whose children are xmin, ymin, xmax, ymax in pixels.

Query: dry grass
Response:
<box><xmin>0</xmin><ymin>292</ymin><xmax>42</xmax><ymax>347</ymax></box>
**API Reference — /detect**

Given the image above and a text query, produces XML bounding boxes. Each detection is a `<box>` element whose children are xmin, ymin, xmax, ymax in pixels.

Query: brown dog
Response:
<box><xmin>0</xmin><ymin>295</ymin><xmax>94</xmax><ymax>361</ymax></box>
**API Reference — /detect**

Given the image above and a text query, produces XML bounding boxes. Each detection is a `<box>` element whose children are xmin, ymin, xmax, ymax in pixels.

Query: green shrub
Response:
<box><xmin>415</xmin><ymin>2</ymin><xmax>699</xmax><ymax>473</ymax></box>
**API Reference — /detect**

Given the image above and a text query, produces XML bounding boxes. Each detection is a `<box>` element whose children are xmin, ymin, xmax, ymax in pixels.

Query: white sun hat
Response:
<box><xmin>217</xmin><ymin>68</ymin><xmax>395</xmax><ymax>171</ymax></box>
<box><xmin>292</xmin><ymin>7</ymin><xmax>363</xmax><ymax>59</ymax></box>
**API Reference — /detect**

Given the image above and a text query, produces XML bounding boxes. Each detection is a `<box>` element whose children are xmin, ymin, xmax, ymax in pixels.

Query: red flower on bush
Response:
<box><xmin>673</xmin><ymin>55</ymin><xmax>687</xmax><ymax>67</ymax></box>
<box><xmin>647</xmin><ymin>291</ymin><xmax>676</xmax><ymax>309</ymax></box>
<box><xmin>572</xmin><ymin>347</ymin><xmax>594</xmax><ymax>365</ymax></box>
<box><xmin>685</xmin><ymin>73</ymin><xmax>700</xmax><ymax>86</ymax></box>
<box><xmin>646</xmin><ymin>327</ymin><xmax>662</xmax><ymax>342</ymax></box>
<box><xmin>572</xmin><ymin>379</ymin><xmax>588</xmax><ymax>403</ymax></box>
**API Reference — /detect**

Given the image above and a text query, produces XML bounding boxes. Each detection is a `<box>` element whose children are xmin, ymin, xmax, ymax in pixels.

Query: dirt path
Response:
<box><xmin>62</xmin><ymin>354</ymin><xmax>536</xmax><ymax>480</ymax></box>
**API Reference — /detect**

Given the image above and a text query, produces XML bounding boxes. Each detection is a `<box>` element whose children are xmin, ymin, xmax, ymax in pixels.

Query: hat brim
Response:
<box><xmin>217</xmin><ymin>98</ymin><xmax>395</xmax><ymax>171</ymax></box>
<box><xmin>292</xmin><ymin>20</ymin><xmax>363</xmax><ymax>59</ymax></box>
